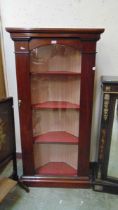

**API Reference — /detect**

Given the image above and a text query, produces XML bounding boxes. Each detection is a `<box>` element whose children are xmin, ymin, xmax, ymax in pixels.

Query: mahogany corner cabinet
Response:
<box><xmin>6</xmin><ymin>28</ymin><xmax>104</xmax><ymax>188</ymax></box>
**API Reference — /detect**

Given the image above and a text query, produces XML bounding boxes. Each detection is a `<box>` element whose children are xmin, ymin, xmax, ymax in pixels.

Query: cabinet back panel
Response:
<box><xmin>34</xmin><ymin>144</ymin><xmax>78</xmax><ymax>170</ymax></box>
<box><xmin>30</xmin><ymin>45</ymin><xmax>81</xmax><ymax>73</ymax></box>
<box><xmin>31</xmin><ymin>76</ymin><xmax>80</xmax><ymax>105</ymax></box>
<box><xmin>32</xmin><ymin>109</ymin><xmax>79</xmax><ymax>137</ymax></box>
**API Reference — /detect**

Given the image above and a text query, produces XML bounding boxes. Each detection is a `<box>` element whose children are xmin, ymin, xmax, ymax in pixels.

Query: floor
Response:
<box><xmin>0</xmin><ymin>161</ymin><xmax>118</xmax><ymax>210</ymax></box>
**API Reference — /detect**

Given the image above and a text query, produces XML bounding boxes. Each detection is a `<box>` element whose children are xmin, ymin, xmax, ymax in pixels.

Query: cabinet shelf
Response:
<box><xmin>31</xmin><ymin>71</ymin><xmax>81</xmax><ymax>76</ymax></box>
<box><xmin>32</xmin><ymin>101</ymin><xmax>80</xmax><ymax>109</ymax></box>
<box><xmin>33</xmin><ymin>131</ymin><xmax>79</xmax><ymax>144</ymax></box>
<box><xmin>36</xmin><ymin>162</ymin><xmax>77</xmax><ymax>176</ymax></box>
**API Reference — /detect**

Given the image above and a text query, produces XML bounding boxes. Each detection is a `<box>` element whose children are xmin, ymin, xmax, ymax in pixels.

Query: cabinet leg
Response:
<box><xmin>17</xmin><ymin>180</ymin><xmax>30</xmax><ymax>193</ymax></box>
<box><xmin>9</xmin><ymin>174</ymin><xmax>30</xmax><ymax>193</ymax></box>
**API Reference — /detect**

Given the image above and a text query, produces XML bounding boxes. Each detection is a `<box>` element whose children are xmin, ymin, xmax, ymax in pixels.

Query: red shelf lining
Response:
<box><xmin>33</xmin><ymin>131</ymin><xmax>79</xmax><ymax>144</ymax></box>
<box><xmin>30</xmin><ymin>71</ymin><xmax>81</xmax><ymax>75</ymax></box>
<box><xmin>36</xmin><ymin>162</ymin><xmax>77</xmax><ymax>176</ymax></box>
<box><xmin>32</xmin><ymin>101</ymin><xmax>80</xmax><ymax>109</ymax></box>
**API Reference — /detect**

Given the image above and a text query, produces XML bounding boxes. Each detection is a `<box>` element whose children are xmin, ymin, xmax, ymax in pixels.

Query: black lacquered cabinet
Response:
<box><xmin>93</xmin><ymin>76</ymin><xmax>118</xmax><ymax>194</ymax></box>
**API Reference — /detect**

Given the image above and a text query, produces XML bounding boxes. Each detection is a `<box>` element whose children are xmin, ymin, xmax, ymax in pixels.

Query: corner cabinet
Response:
<box><xmin>6</xmin><ymin>28</ymin><xmax>104</xmax><ymax>187</ymax></box>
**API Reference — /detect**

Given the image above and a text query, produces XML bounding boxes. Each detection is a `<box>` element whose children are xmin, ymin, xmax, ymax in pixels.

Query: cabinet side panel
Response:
<box><xmin>15</xmin><ymin>52</ymin><xmax>34</xmax><ymax>175</ymax></box>
<box><xmin>79</xmin><ymin>42</ymin><xmax>96</xmax><ymax>176</ymax></box>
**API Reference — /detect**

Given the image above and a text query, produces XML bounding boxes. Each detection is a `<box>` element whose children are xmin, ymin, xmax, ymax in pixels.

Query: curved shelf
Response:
<box><xmin>36</xmin><ymin>162</ymin><xmax>77</xmax><ymax>176</ymax></box>
<box><xmin>32</xmin><ymin>101</ymin><xmax>80</xmax><ymax>109</ymax></box>
<box><xmin>30</xmin><ymin>71</ymin><xmax>81</xmax><ymax>76</ymax></box>
<box><xmin>33</xmin><ymin>131</ymin><xmax>79</xmax><ymax>144</ymax></box>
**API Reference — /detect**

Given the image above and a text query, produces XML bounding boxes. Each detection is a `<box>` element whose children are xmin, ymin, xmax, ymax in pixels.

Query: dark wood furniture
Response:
<box><xmin>93</xmin><ymin>76</ymin><xmax>118</xmax><ymax>194</ymax></box>
<box><xmin>0</xmin><ymin>99</ymin><xmax>18</xmax><ymax>201</ymax></box>
<box><xmin>6</xmin><ymin>28</ymin><xmax>104</xmax><ymax>187</ymax></box>
<box><xmin>0</xmin><ymin>97</ymin><xmax>29</xmax><ymax>192</ymax></box>
<box><xmin>0</xmin><ymin>98</ymin><xmax>17</xmax><ymax>179</ymax></box>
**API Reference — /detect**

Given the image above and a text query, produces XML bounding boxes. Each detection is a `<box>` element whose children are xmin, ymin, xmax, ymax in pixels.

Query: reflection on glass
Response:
<box><xmin>30</xmin><ymin>45</ymin><xmax>81</xmax><ymax>73</ymax></box>
<box><xmin>32</xmin><ymin>109</ymin><xmax>79</xmax><ymax>138</ymax></box>
<box><xmin>31</xmin><ymin>75</ymin><xmax>80</xmax><ymax>105</ymax></box>
<box><xmin>108</xmin><ymin>99</ymin><xmax>118</xmax><ymax>178</ymax></box>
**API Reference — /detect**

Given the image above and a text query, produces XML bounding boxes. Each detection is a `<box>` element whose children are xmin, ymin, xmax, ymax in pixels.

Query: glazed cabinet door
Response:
<box><xmin>30</xmin><ymin>39</ymin><xmax>81</xmax><ymax>177</ymax></box>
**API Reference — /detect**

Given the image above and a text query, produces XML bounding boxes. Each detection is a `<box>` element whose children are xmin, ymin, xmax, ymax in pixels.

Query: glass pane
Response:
<box><xmin>30</xmin><ymin>45</ymin><xmax>81</xmax><ymax>73</ymax></box>
<box><xmin>30</xmin><ymin>44</ymin><xmax>81</xmax><ymax>176</ymax></box>
<box><xmin>31</xmin><ymin>75</ymin><xmax>80</xmax><ymax>106</ymax></box>
<box><xmin>34</xmin><ymin>144</ymin><xmax>78</xmax><ymax>176</ymax></box>
<box><xmin>107</xmin><ymin>99</ymin><xmax>118</xmax><ymax>179</ymax></box>
<box><xmin>32</xmin><ymin>109</ymin><xmax>79</xmax><ymax>139</ymax></box>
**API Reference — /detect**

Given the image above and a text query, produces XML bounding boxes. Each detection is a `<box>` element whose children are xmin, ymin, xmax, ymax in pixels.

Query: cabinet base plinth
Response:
<box><xmin>20</xmin><ymin>176</ymin><xmax>91</xmax><ymax>188</ymax></box>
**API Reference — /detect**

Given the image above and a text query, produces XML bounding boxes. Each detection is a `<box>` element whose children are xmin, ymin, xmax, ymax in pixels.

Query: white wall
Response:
<box><xmin>0</xmin><ymin>0</ymin><xmax>118</xmax><ymax>160</ymax></box>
